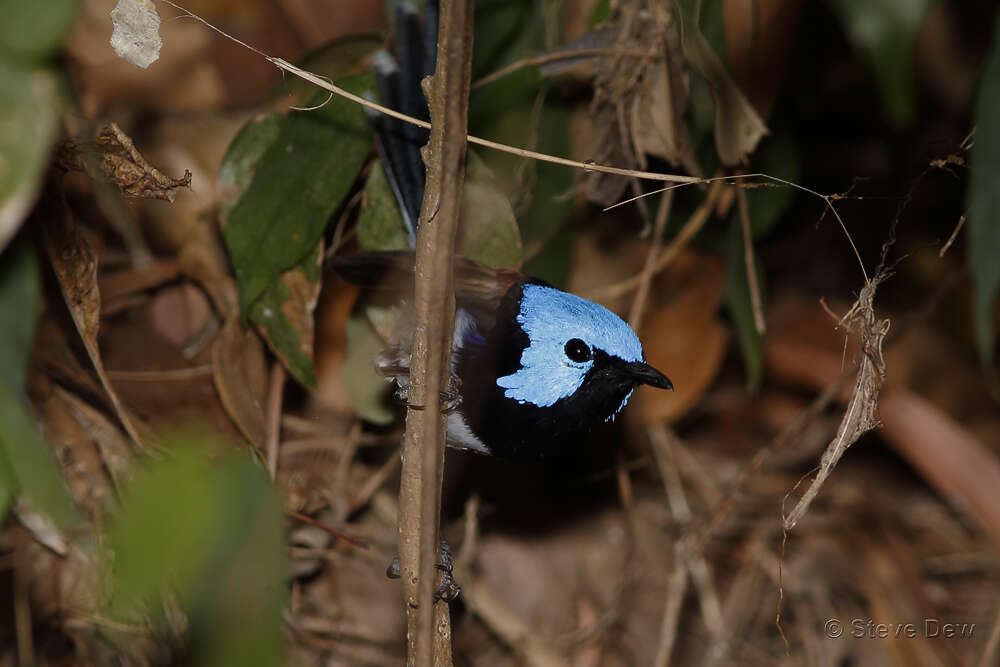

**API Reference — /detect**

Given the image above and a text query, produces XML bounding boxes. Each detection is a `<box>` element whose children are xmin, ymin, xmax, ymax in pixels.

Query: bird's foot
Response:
<box><xmin>385</xmin><ymin>539</ymin><xmax>461</xmax><ymax>603</ymax></box>
<box><xmin>403</xmin><ymin>373</ymin><xmax>462</xmax><ymax>415</ymax></box>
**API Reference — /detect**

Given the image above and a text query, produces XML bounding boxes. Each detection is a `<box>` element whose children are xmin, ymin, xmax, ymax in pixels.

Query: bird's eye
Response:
<box><xmin>564</xmin><ymin>338</ymin><xmax>592</xmax><ymax>362</ymax></box>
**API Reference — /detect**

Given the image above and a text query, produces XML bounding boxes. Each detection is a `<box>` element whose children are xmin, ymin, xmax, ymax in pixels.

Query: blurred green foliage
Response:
<box><xmin>106</xmin><ymin>437</ymin><xmax>288</xmax><ymax>666</ymax></box>
<box><xmin>0</xmin><ymin>0</ymin><xmax>79</xmax><ymax>527</ymax></box>
<box><xmin>967</xmin><ymin>12</ymin><xmax>1000</xmax><ymax>378</ymax></box>
<box><xmin>827</xmin><ymin>0</ymin><xmax>933</xmax><ymax>128</ymax></box>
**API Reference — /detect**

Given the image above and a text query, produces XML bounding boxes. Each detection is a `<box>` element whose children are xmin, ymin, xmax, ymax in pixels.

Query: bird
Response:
<box><xmin>335</xmin><ymin>2</ymin><xmax>673</xmax><ymax>461</ymax></box>
<box><xmin>333</xmin><ymin>251</ymin><xmax>674</xmax><ymax>460</ymax></box>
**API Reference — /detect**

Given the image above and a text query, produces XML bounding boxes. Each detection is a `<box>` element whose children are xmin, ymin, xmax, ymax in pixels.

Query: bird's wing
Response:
<box><xmin>331</xmin><ymin>250</ymin><xmax>520</xmax><ymax>312</ymax></box>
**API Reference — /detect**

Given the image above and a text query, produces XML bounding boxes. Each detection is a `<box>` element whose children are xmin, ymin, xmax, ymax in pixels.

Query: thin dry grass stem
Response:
<box><xmin>157</xmin><ymin>0</ymin><xmax>699</xmax><ymax>186</ymax></box>
<box><xmin>286</xmin><ymin>511</ymin><xmax>369</xmax><ymax>550</ymax></box>
<box><xmin>782</xmin><ymin>268</ymin><xmax>892</xmax><ymax>531</ymax></box>
<box><xmin>976</xmin><ymin>602</ymin><xmax>1000</xmax><ymax>667</ymax></box>
<box><xmin>451</xmin><ymin>498</ymin><xmax>573</xmax><ymax>666</ymax></box>
<box><xmin>265</xmin><ymin>361</ymin><xmax>285</xmax><ymax>480</ymax></box>
<box><xmin>461</xmin><ymin>578</ymin><xmax>571</xmax><ymax>667</ymax></box>
<box><xmin>735</xmin><ymin>186</ymin><xmax>766</xmax><ymax>334</ymax></box>
<box><xmin>347</xmin><ymin>454</ymin><xmax>401</xmax><ymax>516</ymax></box>
<box><xmin>648</xmin><ymin>426</ymin><xmax>726</xmax><ymax>659</ymax></box>
<box><xmin>471</xmin><ymin>47</ymin><xmax>657</xmax><ymax>90</ymax></box>
<box><xmin>628</xmin><ymin>191</ymin><xmax>673</xmax><ymax>329</ymax></box>
<box><xmin>584</xmin><ymin>180</ymin><xmax>723</xmax><ymax>301</ymax></box>
<box><xmin>653</xmin><ymin>558</ymin><xmax>688</xmax><ymax>667</ymax></box>
<box><xmin>455</xmin><ymin>495</ymin><xmax>480</xmax><ymax>573</ymax></box>
<box><xmin>609</xmin><ymin>172</ymin><xmax>870</xmax><ymax>283</ymax></box>
<box><xmin>939</xmin><ymin>214</ymin><xmax>966</xmax><ymax>257</ymax></box>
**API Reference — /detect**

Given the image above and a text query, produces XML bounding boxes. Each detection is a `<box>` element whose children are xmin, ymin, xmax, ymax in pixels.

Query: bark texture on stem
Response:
<box><xmin>398</xmin><ymin>1</ymin><xmax>474</xmax><ymax>665</ymax></box>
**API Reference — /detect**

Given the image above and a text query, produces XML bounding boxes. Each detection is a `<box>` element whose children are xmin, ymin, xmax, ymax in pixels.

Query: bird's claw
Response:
<box><xmin>385</xmin><ymin>540</ymin><xmax>461</xmax><ymax>603</ymax></box>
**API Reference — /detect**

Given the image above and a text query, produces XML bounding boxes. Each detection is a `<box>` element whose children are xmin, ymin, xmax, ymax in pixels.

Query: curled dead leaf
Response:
<box><xmin>41</xmin><ymin>188</ymin><xmax>151</xmax><ymax>450</ymax></box>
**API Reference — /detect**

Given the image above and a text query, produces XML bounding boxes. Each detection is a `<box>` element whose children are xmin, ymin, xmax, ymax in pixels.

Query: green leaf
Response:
<box><xmin>358</xmin><ymin>160</ymin><xmax>409</xmax><ymax>252</ymax></box>
<box><xmin>218</xmin><ymin>112</ymin><xmax>283</xmax><ymax>214</ymax></box>
<box><xmin>0</xmin><ymin>61</ymin><xmax>61</xmax><ymax>253</ymax></box>
<box><xmin>0</xmin><ymin>384</ymin><xmax>79</xmax><ymax>528</ymax></box>
<box><xmin>108</xmin><ymin>437</ymin><xmax>286</xmax><ymax>665</ymax></box>
<box><xmin>0</xmin><ymin>240</ymin><xmax>77</xmax><ymax>527</ymax></box>
<box><xmin>274</xmin><ymin>34</ymin><xmax>383</xmax><ymax>105</ymax></box>
<box><xmin>473</xmin><ymin>0</ymin><xmax>536</xmax><ymax>79</ymax></box>
<box><xmin>519</xmin><ymin>104</ymin><xmax>573</xmax><ymax>287</ymax></box>
<box><xmin>0</xmin><ymin>240</ymin><xmax>40</xmax><ymax>391</ymax></box>
<box><xmin>248</xmin><ymin>240</ymin><xmax>322</xmax><ymax>388</ymax></box>
<box><xmin>827</xmin><ymin>0</ymin><xmax>932</xmax><ymax>128</ymax></box>
<box><xmin>747</xmin><ymin>134</ymin><xmax>799</xmax><ymax>238</ymax></box>
<box><xmin>223</xmin><ymin>74</ymin><xmax>373</xmax><ymax>312</ymax></box>
<box><xmin>724</xmin><ymin>212</ymin><xmax>766</xmax><ymax>389</ymax></box>
<box><xmin>459</xmin><ymin>152</ymin><xmax>522</xmax><ymax>269</ymax></box>
<box><xmin>590</xmin><ymin>0</ymin><xmax>610</xmax><ymax>27</ymax></box>
<box><xmin>968</xmin><ymin>11</ymin><xmax>1000</xmax><ymax>375</ymax></box>
<box><xmin>0</xmin><ymin>0</ymin><xmax>76</xmax><ymax>62</ymax></box>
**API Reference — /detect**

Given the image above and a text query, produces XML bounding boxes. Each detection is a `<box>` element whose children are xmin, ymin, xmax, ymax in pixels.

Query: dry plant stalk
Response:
<box><xmin>398</xmin><ymin>1</ymin><xmax>474</xmax><ymax>665</ymax></box>
<box><xmin>783</xmin><ymin>269</ymin><xmax>892</xmax><ymax>530</ymax></box>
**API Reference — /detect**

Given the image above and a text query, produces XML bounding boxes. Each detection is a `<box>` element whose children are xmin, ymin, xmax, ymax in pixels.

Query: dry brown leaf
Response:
<box><xmin>629</xmin><ymin>62</ymin><xmax>682</xmax><ymax>166</ymax></box>
<box><xmin>95</xmin><ymin>123</ymin><xmax>192</xmax><ymax>202</ymax></box>
<box><xmin>212</xmin><ymin>316</ymin><xmax>269</xmax><ymax>450</ymax></box>
<box><xmin>42</xmin><ymin>191</ymin><xmax>150</xmax><ymax>450</ymax></box>
<box><xmin>636</xmin><ymin>256</ymin><xmax>727</xmax><ymax>424</ymax></box>
<box><xmin>53</xmin><ymin>385</ymin><xmax>134</xmax><ymax>492</ymax></box>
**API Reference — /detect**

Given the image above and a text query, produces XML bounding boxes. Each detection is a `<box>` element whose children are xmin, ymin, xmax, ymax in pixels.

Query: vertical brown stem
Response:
<box><xmin>398</xmin><ymin>1</ymin><xmax>474</xmax><ymax>665</ymax></box>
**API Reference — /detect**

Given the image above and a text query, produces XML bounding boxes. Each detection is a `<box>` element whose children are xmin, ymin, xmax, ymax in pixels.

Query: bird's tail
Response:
<box><xmin>366</xmin><ymin>1</ymin><xmax>439</xmax><ymax>246</ymax></box>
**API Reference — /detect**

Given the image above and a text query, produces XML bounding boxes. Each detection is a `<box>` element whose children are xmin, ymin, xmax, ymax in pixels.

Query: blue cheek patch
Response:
<box><xmin>496</xmin><ymin>284</ymin><xmax>644</xmax><ymax>408</ymax></box>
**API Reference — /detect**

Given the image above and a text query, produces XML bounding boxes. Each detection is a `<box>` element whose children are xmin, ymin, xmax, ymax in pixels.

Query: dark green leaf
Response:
<box><xmin>519</xmin><ymin>104</ymin><xmax>573</xmax><ymax>287</ymax></box>
<box><xmin>0</xmin><ymin>61</ymin><xmax>61</xmax><ymax>252</ymax></box>
<box><xmin>724</xmin><ymin>212</ymin><xmax>766</xmax><ymax>388</ymax></box>
<box><xmin>590</xmin><ymin>0</ymin><xmax>610</xmax><ymax>27</ymax></box>
<box><xmin>0</xmin><ymin>240</ymin><xmax>77</xmax><ymax>526</ymax></box>
<box><xmin>827</xmin><ymin>0</ymin><xmax>932</xmax><ymax>128</ymax></box>
<box><xmin>747</xmin><ymin>134</ymin><xmax>799</xmax><ymax>238</ymax></box>
<box><xmin>473</xmin><ymin>0</ymin><xmax>536</xmax><ymax>79</ymax></box>
<box><xmin>0</xmin><ymin>240</ymin><xmax>40</xmax><ymax>391</ymax></box>
<box><xmin>459</xmin><ymin>152</ymin><xmax>522</xmax><ymax>269</ymax></box>
<box><xmin>358</xmin><ymin>160</ymin><xmax>409</xmax><ymax>252</ymax></box>
<box><xmin>0</xmin><ymin>0</ymin><xmax>76</xmax><ymax>62</ymax></box>
<box><xmin>108</xmin><ymin>437</ymin><xmax>286</xmax><ymax>666</ymax></box>
<box><xmin>0</xmin><ymin>383</ymin><xmax>78</xmax><ymax>527</ymax></box>
<box><xmin>968</xmin><ymin>12</ymin><xmax>1000</xmax><ymax>374</ymax></box>
<box><xmin>275</xmin><ymin>35</ymin><xmax>383</xmax><ymax>105</ymax></box>
<box><xmin>248</xmin><ymin>241</ymin><xmax>323</xmax><ymax>388</ymax></box>
<box><xmin>223</xmin><ymin>74</ymin><xmax>373</xmax><ymax>312</ymax></box>
<box><xmin>218</xmin><ymin>112</ymin><xmax>283</xmax><ymax>214</ymax></box>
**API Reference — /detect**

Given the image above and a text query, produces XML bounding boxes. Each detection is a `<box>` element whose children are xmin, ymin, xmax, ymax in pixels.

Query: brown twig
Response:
<box><xmin>265</xmin><ymin>362</ymin><xmax>285</xmax><ymax>480</ymax></box>
<box><xmin>397</xmin><ymin>1</ymin><xmax>474</xmax><ymax>664</ymax></box>
<box><xmin>627</xmin><ymin>191</ymin><xmax>673</xmax><ymax>329</ymax></box>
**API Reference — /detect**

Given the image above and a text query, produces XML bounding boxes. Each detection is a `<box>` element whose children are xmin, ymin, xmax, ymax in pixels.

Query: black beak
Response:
<box><xmin>623</xmin><ymin>360</ymin><xmax>673</xmax><ymax>390</ymax></box>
